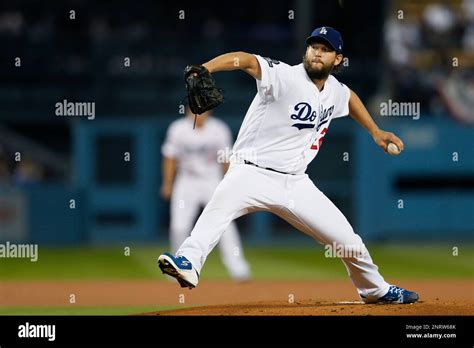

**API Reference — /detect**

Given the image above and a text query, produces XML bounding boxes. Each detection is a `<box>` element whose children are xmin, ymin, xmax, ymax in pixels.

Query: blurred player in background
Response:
<box><xmin>160</xmin><ymin>107</ymin><xmax>251</xmax><ymax>281</ymax></box>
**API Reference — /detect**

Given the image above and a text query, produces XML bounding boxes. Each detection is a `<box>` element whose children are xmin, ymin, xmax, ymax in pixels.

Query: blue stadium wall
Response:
<box><xmin>9</xmin><ymin>115</ymin><xmax>473</xmax><ymax>244</ymax></box>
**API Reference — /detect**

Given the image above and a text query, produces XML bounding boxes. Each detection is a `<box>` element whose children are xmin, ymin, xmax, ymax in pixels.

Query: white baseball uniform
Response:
<box><xmin>176</xmin><ymin>55</ymin><xmax>390</xmax><ymax>300</ymax></box>
<box><xmin>162</xmin><ymin>116</ymin><xmax>251</xmax><ymax>280</ymax></box>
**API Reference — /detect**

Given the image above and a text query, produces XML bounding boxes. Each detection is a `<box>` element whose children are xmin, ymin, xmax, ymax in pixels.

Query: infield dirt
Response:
<box><xmin>1</xmin><ymin>279</ymin><xmax>472</xmax><ymax>315</ymax></box>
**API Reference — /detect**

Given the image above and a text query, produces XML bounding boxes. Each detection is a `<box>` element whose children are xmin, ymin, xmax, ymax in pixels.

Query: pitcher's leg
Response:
<box><xmin>177</xmin><ymin>164</ymin><xmax>279</xmax><ymax>274</ymax></box>
<box><xmin>285</xmin><ymin>176</ymin><xmax>390</xmax><ymax>299</ymax></box>
<box><xmin>218</xmin><ymin>221</ymin><xmax>251</xmax><ymax>280</ymax></box>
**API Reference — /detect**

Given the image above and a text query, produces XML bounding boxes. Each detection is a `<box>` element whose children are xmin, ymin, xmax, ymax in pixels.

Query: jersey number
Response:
<box><xmin>310</xmin><ymin>128</ymin><xmax>327</xmax><ymax>150</ymax></box>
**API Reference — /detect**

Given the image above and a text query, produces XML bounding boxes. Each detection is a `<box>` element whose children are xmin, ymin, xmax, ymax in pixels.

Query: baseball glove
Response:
<box><xmin>184</xmin><ymin>65</ymin><xmax>224</xmax><ymax>114</ymax></box>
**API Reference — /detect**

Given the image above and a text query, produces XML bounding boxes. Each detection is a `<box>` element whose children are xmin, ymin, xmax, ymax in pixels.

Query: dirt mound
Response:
<box><xmin>143</xmin><ymin>279</ymin><xmax>474</xmax><ymax>316</ymax></box>
<box><xmin>149</xmin><ymin>299</ymin><xmax>473</xmax><ymax>316</ymax></box>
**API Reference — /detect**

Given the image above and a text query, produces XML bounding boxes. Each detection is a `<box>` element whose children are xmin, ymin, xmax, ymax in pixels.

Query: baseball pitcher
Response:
<box><xmin>158</xmin><ymin>26</ymin><xmax>419</xmax><ymax>304</ymax></box>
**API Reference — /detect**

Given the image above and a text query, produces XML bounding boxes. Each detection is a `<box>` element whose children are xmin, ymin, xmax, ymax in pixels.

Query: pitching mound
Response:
<box><xmin>148</xmin><ymin>299</ymin><xmax>472</xmax><ymax>316</ymax></box>
<box><xmin>141</xmin><ymin>279</ymin><xmax>473</xmax><ymax>316</ymax></box>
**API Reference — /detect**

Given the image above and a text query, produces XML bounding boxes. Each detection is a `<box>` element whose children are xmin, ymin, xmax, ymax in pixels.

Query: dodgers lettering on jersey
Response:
<box><xmin>162</xmin><ymin>117</ymin><xmax>232</xmax><ymax>180</ymax></box>
<box><xmin>231</xmin><ymin>54</ymin><xmax>351</xmax><ymax>174</ymax></box>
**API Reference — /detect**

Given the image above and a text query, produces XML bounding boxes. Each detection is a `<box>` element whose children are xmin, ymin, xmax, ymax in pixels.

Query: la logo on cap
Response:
<box><xmin>320</xmin><ymin>27</ymin><xmax>327</xmax><ymax>35</ymax></box>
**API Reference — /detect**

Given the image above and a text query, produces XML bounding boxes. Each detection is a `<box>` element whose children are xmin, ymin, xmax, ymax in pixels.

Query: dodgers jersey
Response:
<box><xmin>231</xmin><ymin>54</ymin><xmax>351</xmax><ymax>174</ymax></box>
<box><xmin>162</xmin><ymin>116</ymin><xmax>232</xmax><ymax>181</ymax></box>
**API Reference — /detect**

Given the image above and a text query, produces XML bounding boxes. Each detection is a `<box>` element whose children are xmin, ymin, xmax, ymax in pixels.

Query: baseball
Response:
<box><xmin>387</xmin><ymin>143</ymin><xmax>401</xmax><ymax>155</ymax></box>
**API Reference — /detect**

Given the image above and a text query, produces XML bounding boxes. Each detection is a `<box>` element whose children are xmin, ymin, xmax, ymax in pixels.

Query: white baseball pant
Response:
<box><xmin>170</xmin><ymin>175</ymin><xmax>251</xmax><ymax>280</ymax></box>
<box><xmin>177</xmin><ymin>162</ymin><xmax>390</xmax><ymax>300</ymax></box>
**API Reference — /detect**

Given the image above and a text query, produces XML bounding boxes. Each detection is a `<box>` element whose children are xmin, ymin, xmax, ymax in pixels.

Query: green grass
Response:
<box><xmin>0</xmin><ymin>243</ymin><xmax>472</xmax><ymax>281</ymax></box>
<box><xmin>0</xmin><ymin>305</ymin><xmax>180</xmax><ymax>315</ymax></box>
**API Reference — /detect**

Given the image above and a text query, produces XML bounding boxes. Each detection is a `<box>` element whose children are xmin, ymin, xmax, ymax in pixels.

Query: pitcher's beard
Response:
<box><xmin>303</xmin><ymin>58</ymin><xmax>333</xmax><ymax>80</ymax></box>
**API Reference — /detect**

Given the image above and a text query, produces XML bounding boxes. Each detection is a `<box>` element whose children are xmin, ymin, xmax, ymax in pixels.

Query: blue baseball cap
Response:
<box><xmin>306</xmin><ymin>26</ymin><xmax>343</xmax><ymax>54</ymax></box>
